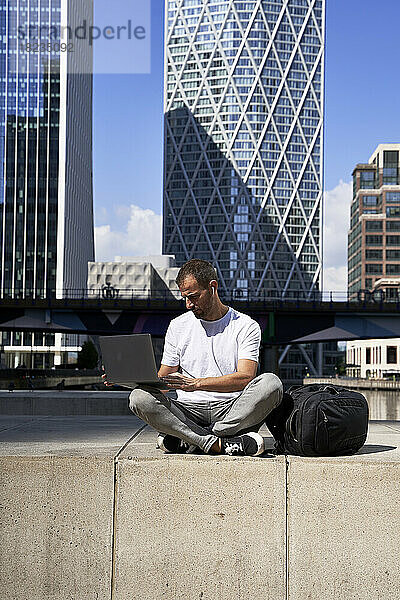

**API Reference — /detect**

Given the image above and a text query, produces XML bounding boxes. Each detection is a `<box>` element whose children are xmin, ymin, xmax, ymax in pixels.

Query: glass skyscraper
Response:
<box><xmin>0</xmin><ymin>0</ymin><xmax>94</xmax><ymax>299</ymax></box>
<box><xmin>163</xmin><ymin>0</ymin><xmax>325</xmax><ymax>298</ymax></box>
<box><xmin>0</xmin><ymin>0</ymin><xmax>94</xmax><ymax>367</ymax></box>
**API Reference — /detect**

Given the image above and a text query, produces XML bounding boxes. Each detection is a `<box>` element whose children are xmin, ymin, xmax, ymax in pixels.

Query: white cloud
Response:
<box><xmin>323</xmin><ymin>266</ymin><xmax>348</xmax><ymax>293</ymax></box>
<box><xmin>322</xmin><ymin>179</ymin><xmax>352</xmax><ymax>291</ymax></box>
<box><xmin>95</xmin><ymin>204</ymin><xmax>162</xmax><ymax>261</ymax></box>
<box><xmin>95</xmin><ymin>206</ymin><xmax>109</xmax><ymax>225</ymax></box>
<box><xmin>114</xmin><ymin>204</ymin><xmax>132</xmax><ymax>220</ymax></box>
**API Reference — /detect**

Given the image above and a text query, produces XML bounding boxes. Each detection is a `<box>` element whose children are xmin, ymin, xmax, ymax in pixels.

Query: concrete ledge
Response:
<box><xmin>114</xmin><ymin>449</ymin><xmax>286</xmax><ymax>599</ymax></box>
<box><xmin>0</xmin><ymin>417</ymin><xmax>399</xmax><ymax>599</ymax></box>
<box><xmin>286</xmin><ymin>422</ymin><xmax>400</xmax><ymax>600</ymax></box>
<box><xmin>0</xmin><ymin>455</ymin><xmax>114</xmax><ymax>600</ymax></box>
<box><xmin>287</xmin><ymin>457</ymin><xmax>400</xmax><ymax>600</ymax></box>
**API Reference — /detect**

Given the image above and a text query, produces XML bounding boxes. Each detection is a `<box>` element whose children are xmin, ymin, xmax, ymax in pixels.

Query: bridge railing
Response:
<box><xmin>0</xmin><ymin>288</ymin><xmax>399</xmax><ymax>304</ymax></box>
<box><xmin>0</xmin><ymin>368</ymin><xmax>100</xmax><ymax>379</ymax></box>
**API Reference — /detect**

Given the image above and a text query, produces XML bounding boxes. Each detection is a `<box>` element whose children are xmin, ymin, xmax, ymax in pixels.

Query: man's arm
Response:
<box><xmin>158</xmin><ymin>320</ymin><xmax>181</xmax><ymax>380</ymax></box>
<box><xmin>158</xmin><ymin>364</ymin><xmax>179</xmax><ymax>377</ymax></box>
<box><xmin>161</xmin><ymin>358</ymin><xmax>257</xmax><ymax>393</ymax></box>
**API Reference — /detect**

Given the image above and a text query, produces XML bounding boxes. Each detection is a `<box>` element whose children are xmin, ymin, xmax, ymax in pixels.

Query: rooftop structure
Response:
<box><xmin>87</xmin><ymin>259</ymin><xmax>180</xmax><ymax>299</ymax></box>
<box><xmin>114</xmin><ymin>255</ymin><xmax>176</xmax><ymax>269</ymax></box>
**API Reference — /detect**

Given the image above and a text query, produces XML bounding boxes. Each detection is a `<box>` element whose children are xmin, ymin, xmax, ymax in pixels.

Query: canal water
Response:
<box><xmin>363</xmin><ymin>388</ymin><xmax>400</xmax><ymax>421</ymax></box>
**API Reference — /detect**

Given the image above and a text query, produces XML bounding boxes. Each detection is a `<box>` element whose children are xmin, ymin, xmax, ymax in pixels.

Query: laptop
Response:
<box><xmin>99</xmin><ymin>334</ymin><xmax>171</xmax><ymax>389</ymax></box>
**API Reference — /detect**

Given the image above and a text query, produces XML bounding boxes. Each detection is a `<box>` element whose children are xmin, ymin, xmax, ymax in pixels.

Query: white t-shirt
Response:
<box><xmin>161</xmin><ymin>307</ymin><xmax>261</xmax><ymax>405</ymax></box>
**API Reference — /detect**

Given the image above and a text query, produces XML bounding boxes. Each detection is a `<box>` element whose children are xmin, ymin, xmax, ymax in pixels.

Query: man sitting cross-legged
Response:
<box><xmin>129</xmin><ymin>259</ymin><xmax>283</xmax><ymax>456</ymax></box>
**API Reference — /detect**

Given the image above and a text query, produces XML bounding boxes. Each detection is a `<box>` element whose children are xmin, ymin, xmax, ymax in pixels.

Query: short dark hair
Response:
<box><xmin>176</xmin><ymin>259</ymin><xmax>217</xmax><ymax>289</ymax></box>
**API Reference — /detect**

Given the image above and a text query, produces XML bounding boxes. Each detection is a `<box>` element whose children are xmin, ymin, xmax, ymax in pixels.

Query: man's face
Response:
<box><xmin>179</xmin><ymin>275</ymin><xmax>214</xmax><ymax>319</ymax></box>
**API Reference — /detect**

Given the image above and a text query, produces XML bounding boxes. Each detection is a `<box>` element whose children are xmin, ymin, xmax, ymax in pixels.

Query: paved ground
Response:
<box><xmin>0</xmin><ymin>416</ymin><xmax>398</xmax><ymax>461</ymax></box>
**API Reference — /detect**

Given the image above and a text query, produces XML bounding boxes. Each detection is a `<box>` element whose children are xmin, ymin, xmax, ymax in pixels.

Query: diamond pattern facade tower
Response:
<box><xmin>163</xmin><ymin>0</ymin><xmax>325</xmax><ymax>298</ymax></box>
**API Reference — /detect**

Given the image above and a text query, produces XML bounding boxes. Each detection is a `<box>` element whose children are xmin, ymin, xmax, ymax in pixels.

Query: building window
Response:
<box><xmin>362</xmin><ymin>196</ymin><xmax>379</xmax><ymax>206</ymax></box>
<box><xmin>387</xmin><ymin>346</ymin><xmax>397</xmax><ymax>364</ymax></box>
<box><xmin>365</xmin><ymin>221</ymin><xmax>383</xmax><ymax>231</ymax></box>
<box><xmin>386</xmin><ymin>235</ymin><xmax>400</xmax><ymax>246</ymax></box>
<box><xmin>13</xmin><ymin>332</ymin><xmax>22</xmax><ymax>346</ymax></box>
<box><xmin>386</xmin><ymin>264</ymin><xmax>400</xmax><ymax>275</ymax></box>
<box><xmin>383</xmin><ymin>167</ymin><xmax>398</xmax><ymax>185</ymax></box>
<box><xmin>386</xmin><ymin>207</ymin><xmax>400</xmax><ymax>217</ymax></box>
<box><xmin>365</xmin><ymin>264</ymin><xmax>382</xmax><ymax>274</ymax></box>
<box><xmin>386</xmin><ymin>221</ymin><xmax>400</xmax><ymax>231</ymax></box>
<box><xmin>384</xmin><ymin>150</ymin><xmax>399</xmax><ymax>164</ymax></box>
<box><xmin>360</xmin><ymin>171</ymin><xmax>374</xmax><ymax>180</ymax></box>
<box><xmin>386</xmin><ymin>192</ymin><xmax>400</xmax><ymax>202</ymax></box>
<box><xmin>365</xmin><ymin>249</ymin><xmax>382</xmax><ymax>260</ymax></box>
<box><xmin>365</xmin><ymin>235</ymin><xmax>382</xmax><ymax>246</ymax></box>
<box><xmin>383</xmin><ymin>151</ymin><xmax>398</xmax><ymax>184</ymax></box>
<box><xmin>360</xmin><ymin>171</ymin><xmax>375</xmax><ymax>188</ymax></box>
<box><xmin>385</xmin><ymin>288</ymin><xmax>400</xmax><ymax>301</ymax></box>
<box><xmin>366</xmin><ymin>348</ymin><xmax>371</xmax><ymax>364</ymax></box>
<box><xmin>386</xmin><ymin>249</ymin><xmax>400</xmax><ymax>260</ymax></box>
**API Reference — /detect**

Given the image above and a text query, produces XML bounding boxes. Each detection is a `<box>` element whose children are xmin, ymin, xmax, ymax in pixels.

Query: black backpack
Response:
<box><xmin>265</xmin><ymin>384</ymin><xmax>369</xmax><ymax>457</ymax></box>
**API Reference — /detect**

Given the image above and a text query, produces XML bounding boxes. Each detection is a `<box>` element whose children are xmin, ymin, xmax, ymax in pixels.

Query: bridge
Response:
<box><xmin>0</xmin><ymin>291</ymin><xmax>399</xmax><ymax>346</ymax></box>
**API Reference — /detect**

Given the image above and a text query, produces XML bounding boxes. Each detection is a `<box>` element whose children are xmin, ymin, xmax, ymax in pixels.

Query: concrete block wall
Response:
<box><xmin>0</xmin><ymin>456</ymin><xmax>114</xmax><ymax>600</ymax></box>
<box><xmin>0</xmin><ymin>418</ymin><xmax>399</xmax><ymax>600</ymax></box>
<box><xmin>113</xmin><ymin>454</ymin><xmax>286</xmax><ymax>599</ymax></box>
<box><xmin>287</xmin><ymin>457</ymin><xmax>400</xmax><ymax>599</ymax></box>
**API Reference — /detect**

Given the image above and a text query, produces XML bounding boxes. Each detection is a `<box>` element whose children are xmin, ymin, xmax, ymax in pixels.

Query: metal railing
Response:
<box><xmin>0</xmin><ymin>368</ymin><xmax>100</xmax><ymax>378</ymax></box>
<box><xmin>1</xmin><ymin>287</ymin><xmax>400</xmax><ymax>304</ymax></box>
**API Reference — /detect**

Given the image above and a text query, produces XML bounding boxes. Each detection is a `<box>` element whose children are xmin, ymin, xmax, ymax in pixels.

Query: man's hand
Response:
<box><xmin>160</xmin><ymin>372</ymin><xmax>200</xmax><ymax>392</ymax></box>
<box><xmin>101</xmin><ymin>371</ymin><xmax>114</xmax><ymax>387</ymax></box>
<box><xmin>158</xmin><ymin>359</ymin><xmax>257</xmax><ymax>393</ymax></box>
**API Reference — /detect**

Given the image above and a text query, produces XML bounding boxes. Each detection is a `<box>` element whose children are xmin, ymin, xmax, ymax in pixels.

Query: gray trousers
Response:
<box><xmin>129</xmin><ymin>373</ymin><xmax>283</xmax><ymax>453</ymax></box>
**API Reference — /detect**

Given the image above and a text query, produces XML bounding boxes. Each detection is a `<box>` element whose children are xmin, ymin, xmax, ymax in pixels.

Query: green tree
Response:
<box><xmin>77</xmin><ymin>340</ymin><xmax>98</xmax><ymax>369</ymax></box>
<box><xmin>336</xmin><ymin>357</ymin><xmax>346</xmax><ymax>376</ymax></box>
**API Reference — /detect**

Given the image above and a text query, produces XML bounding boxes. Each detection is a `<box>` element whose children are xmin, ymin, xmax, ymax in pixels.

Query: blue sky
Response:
<box><xmin>324</xmin><ymin>0</ymin><xmax>400</xmax><ymax>188</ymax></box>
<box><xmin>92</xmin><ymin>0</ymin><xmax>400</xmax><ymax>289</ymax></box>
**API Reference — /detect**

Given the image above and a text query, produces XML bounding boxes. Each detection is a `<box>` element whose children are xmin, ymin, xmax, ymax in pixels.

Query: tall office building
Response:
<box><xmin>346</xmin><ymin>145</ymin><xmax>400</xmax><ymax>385</ymax></box>
<box><xmin>0</xmin><ymin>0</ymin><xmax>94</xmax><ymax>299</ymax></box>
<box><xmin>0</xmin><ymin>0</ymin><xmax>94</xmax><ymax>367</ymax></box>
<box><xmin>348</xmin><ymin>144</ymin><xmax>400</xmax><ymax>300</ymax></box>
<box><xmin>163</xmin><ymin>0</ymin><xmax>325</xmax><ymax>297</ymax></box>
